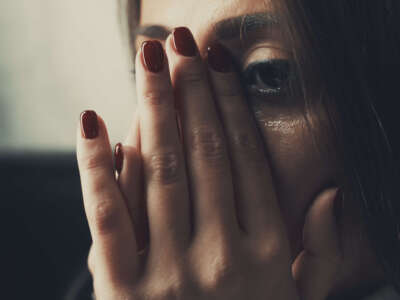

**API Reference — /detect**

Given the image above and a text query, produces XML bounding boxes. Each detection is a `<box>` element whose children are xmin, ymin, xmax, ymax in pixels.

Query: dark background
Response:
<box><xmin>2</xmin><ymin>153</ymin><xmax>92</xmax><ymax>299</ymax></box>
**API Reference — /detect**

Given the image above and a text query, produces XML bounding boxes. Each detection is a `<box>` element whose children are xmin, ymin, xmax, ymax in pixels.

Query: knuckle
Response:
<box><xmin>89</xmin><ymin>200</ymin><xmax>121</xmax><ymax>235</ymax></box>
<box><xmin>251</xmin><ymin>238</ymin><xmax>288</xmax><ymax>265</ymax></box>
<box><xmin>191</xmin><ymin>235</ymin><xmax>238</xmax><ymax>292</ymax></box>
<box><xmin>191</xmin><ymin>126</ymin><xmax>227</xmax><ymax>164</ymax></box>
<box><xmin>201</xmin><ymin>252</ymin><xmax>238</xmax><ymax>292</ymax></box>
<box><xmin>80</xmin><ymin>151</ymin><xmax>111</xmax><ymax>173</ymax></box>
<box><xmin>142</xmin><ymin>88</ymin><xmax>170</xmax><ymax>107</ymax></box>
<box><xmin>145</xmin><ymin>151</ymin><xmax>182</xmax><ymax>185</ymax></box>
<box><xmin>143</xmin><ymin>272</ymin><xmax>188</xmax><ymax>300</ymax></box>
<box><xmin>78</xmin><ymin>151</ymin><xmax>114</xmax><ymax>196</ymax></box>
<box><xmin>149</xmin><ymin>286</ymin><xmax>183</xmax><ymax>300</ymax></box>
<box><xmin>179</xmin><ymin>69</ymin><xmax>205</xmax><ymax>87</ymax></box>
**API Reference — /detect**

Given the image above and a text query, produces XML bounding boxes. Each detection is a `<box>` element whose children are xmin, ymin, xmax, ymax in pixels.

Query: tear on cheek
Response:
<box><xmin>259</xmin><ymin>119</ymin><xmax>303</xmax><ymax>134</ymax></box>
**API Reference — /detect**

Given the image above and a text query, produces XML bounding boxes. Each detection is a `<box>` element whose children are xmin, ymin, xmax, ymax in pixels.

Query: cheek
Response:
<box><xmin>255</xmin><ymin>113</ymin><xmax>338</xmax><ymax>255</ymax></box>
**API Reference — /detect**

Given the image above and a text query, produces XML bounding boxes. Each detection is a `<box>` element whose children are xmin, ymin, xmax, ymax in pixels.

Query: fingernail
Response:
<box><xmin>333</xmin><ymin>188</ymin><xmax>343</xmax><ymax>223</ymax></box>
<box><xmin>80</xmin><ymin>110</ymin><xmax>98</xmax><ymax>139</ymax></box>
<box><xmin>114</xmin><ymin>143</ymin><xmax>124</xmax><ymax>175</ymax></box>
<box><xmin>172</xmin><ymin>27</ymin><xmax>197</xmax><ymax>57</ymax></box>
<box><xmin>141</xmin><ymin>40</ymin><xmax>165</xmax><ymax>73</ymax></box>
<box><xmin>207</xmin><ymin>42</ymin><xmax>233</xmax><ymax>73</ymax></box>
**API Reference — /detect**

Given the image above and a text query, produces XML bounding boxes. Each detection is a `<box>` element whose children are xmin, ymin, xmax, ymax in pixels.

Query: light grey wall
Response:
<box><xmin>0</xmin><ymin>0</ymin><xmax>137</xmax><ymax>153</ymax></box>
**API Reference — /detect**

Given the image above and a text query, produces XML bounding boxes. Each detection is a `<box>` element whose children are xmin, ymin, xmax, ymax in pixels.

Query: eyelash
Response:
<box><xmin>131</xmin><ymin>57</ymin><xmax>292</xmax><ymax>99</ymax></box>
<box><xmin>241</xmin><ymin>59</ymin><xmax>291</xmax><ymax>97</ymax></box>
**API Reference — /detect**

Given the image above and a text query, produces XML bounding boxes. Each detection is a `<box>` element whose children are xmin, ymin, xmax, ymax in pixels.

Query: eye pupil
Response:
<box><xmin>244</xmin><ymin>60</ymin><xmax>290</xmax><ymax>96</ymax></box>
<box><xmin>257</xmin><ymin>64</ymin><xmax>282</xmax><ymax>88</ymax></box>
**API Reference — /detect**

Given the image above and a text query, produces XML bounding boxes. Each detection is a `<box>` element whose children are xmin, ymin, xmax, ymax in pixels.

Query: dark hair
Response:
<box><xmin>278</xmin><ymin>0</ymin><xmax>400</xmax><ymax>294</ymax></box>
<box><xmin>124</xmin><ymin>0</ymin><xmax>400</xmax><ymax>293</ymax></box>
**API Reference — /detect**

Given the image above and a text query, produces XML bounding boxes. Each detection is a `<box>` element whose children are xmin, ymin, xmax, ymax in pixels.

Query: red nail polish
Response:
<box><xmin>114</xmin><ymin>143</ymin><xmax>124</xmax><ymax>174</ymax></box>
<box><xmin>80</xmin><ymin>110</ymin><xmax>98</xmax><ymax>139</ymax></box>
<box><xmin>141</xmin><ymin>40</ymin><xmax>165</xmax><ymax>73</ymax></box>
<box><xmin>172</xmin><ymin>27</ymin><xmax>197</xmax><ymax>57</ymax></box>
<box><xmin>207</xmin><ymin>42</ymin><xmax>233</xmax><ymax>73</ymax></box>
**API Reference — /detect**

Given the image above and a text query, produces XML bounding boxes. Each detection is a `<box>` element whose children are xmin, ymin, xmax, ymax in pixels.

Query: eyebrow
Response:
<box><xmin>213</xmin><ymin>12</ymin><xmax>279</xmax><ymax>40</ymax></box>
<box><xmin>134</xmin><ymin>25</ymin><xmax>171</xmax><ymax>40</ymax></box>
<box><xmin>134</xmin><ymin>12</ymin><xmax>279</xmax><ymax>41</ymax></box>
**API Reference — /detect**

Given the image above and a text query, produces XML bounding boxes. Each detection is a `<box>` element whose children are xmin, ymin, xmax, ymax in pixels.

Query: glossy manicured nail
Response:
<box><xmin>80</xmin><ymin>110</ymin><xmax>98</xmax><ymax>139</ymax></box>
<box><xmin>114</xmin><ymin>143</ymin><xmax>124</xmax><ymax>175</ymax></box>
<box><xmin>141</xmin><ymin>40</ymin><xmax>165</xmax><ymax>73</ymax></box>
<box><xmin>172</xmin><ymin>27</ymin><xmax>197</xmax><ymax>57</ymax></box>
<box><xmin>207</xmin><ymin>42</ymin><xmax>233</xmax><ymax>73</ymax></box>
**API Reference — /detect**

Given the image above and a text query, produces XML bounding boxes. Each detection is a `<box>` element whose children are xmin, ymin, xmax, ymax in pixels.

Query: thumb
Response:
<box><xmin>292</xmin><ymin>187</ymin><xmax>343</xmax><ymax>300</ymax></box>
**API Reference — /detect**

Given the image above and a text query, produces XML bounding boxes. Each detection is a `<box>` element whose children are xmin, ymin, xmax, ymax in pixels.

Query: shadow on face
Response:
<box><xmin>136</xmin><ymin>0</ymin><xmax>339</xmax><ymax>258</ymax></box>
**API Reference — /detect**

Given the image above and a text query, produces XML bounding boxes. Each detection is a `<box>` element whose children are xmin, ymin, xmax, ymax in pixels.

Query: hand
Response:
<box><xmin>77</xmin><ymin>27</ymin><xmax>342</xmax><ymax>300</ymax></box>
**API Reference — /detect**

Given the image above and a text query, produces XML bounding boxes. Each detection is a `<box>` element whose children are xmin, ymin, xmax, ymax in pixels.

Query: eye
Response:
<box><xmin>243</xmin><ymin>59</ymin><xmax>291</xmax><ymax>97</ymax></box>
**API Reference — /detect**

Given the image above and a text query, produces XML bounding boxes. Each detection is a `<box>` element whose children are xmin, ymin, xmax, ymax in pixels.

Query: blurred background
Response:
<box><xmin>0</xmin><ymin>0</ymin><xmax>136</xmax><ymax>152</ymax></box>
<box><xmin>1</xmin><ymin>1</ymin><xmax>136</xmax><ymax>299</ymax></box>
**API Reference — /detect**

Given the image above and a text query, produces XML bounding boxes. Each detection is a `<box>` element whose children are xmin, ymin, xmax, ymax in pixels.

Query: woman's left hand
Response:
<box><xmin>77</xmin><ymin>27</ymin><xmax>342</xmax><ymax>300</ymax></box>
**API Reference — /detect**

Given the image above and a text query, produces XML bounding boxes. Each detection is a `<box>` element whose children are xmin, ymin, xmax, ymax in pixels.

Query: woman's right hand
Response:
<box><xmin>77</xmin><ymin>30</ymin><xmax>343</xmax><ymax>300</ymax></box>
<box><xmin>78</xmin><ymin>112</ymin><xmax>341</xmax><ymax>300</ymax></box>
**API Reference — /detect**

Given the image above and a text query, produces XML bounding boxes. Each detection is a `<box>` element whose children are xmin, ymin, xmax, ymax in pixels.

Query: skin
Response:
<box><xmin>137</xmin><ymin>0</ymin><xmax>329</xmax><ymax>257</ymax></box>
<box><xmin>137</xmin><ymin>0</ymin><xmax>336</xmax><ymax>257</ymax></box>
<box><xmin>136</xmin><ymin>0</ymin><xmax>385</xmax><ymax>294</ymax></box>
<box><xmin>76</xmin><ymin>0</ymin><xmax>386</xmax><ymax>299</ymax></box>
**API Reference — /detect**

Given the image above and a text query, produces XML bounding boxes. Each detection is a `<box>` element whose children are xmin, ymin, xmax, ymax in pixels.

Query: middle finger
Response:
<box><xmin>165</xmin><ymin>27</ymin><xmax>239</xmax><ymax>240</ymax></box>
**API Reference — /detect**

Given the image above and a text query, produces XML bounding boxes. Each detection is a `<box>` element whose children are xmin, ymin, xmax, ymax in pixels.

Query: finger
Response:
<box><xmin>135</xmin><ymin>40</ymin><xmax>191</xmax><ymax>255</ymax></box>
<box><xmin>124</xmin><ymin>108</ymin><xmax>141</xmax><ymax>149</ymax></box>
<box><xmin>206</xmin><ymin>42</ymin><xmax>284</xmax><ymax>238</ymax></box>
<box><xmin>125</xmin><ymin>106</ymin><xmax>178</xmax><ymax>150</ymax></box>
<box><xmin>122</xmin><ymin>109</ymin><xmax>148</xmax><ymax>251</ymax></box>
<box><xmin>115</xmin><ymin>144</ymin><xmax>149</xmax><ymax>253</ymax></box>
<box><xmin>88</xmin><ymin>245</ymin><xmax>95</xmax><ymax>274</ymax></box>
<box><xmin>76</xmin><ymin>110</ymin><xmax>138</xmax><ymax>285</ymax></box>
<box><xmin>165</xmin><ymin>27</ymin><xmax>238</xmax><ymax>239</ymax></box>
<box><xmin>292</xmin><ymin>187</ymin><xmax>342</xmax><ymax>300</ymax></box>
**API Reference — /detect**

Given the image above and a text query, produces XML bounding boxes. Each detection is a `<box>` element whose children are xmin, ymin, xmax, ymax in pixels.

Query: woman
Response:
<box><xmin>71</xmin><ymin>0</ymin><xmax>400</xmax><ymax>299</ymax></box>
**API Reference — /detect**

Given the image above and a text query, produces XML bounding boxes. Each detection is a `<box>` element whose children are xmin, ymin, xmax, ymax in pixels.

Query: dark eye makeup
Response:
<box><xmin>242</xmin><ymin>59</ymin><xmax>291</xmax><ymax>97</ymax></box>
<box><xmin>132</xmin><ymin>40</ymin><xmax>294</xmax><ymax>103</ymax></box>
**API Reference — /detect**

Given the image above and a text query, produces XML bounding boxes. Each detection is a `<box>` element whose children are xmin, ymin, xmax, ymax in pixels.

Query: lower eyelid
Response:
<box><xmin>249</xmin><ymin>87</ymin><xmax>283</xmax><ymax>98</ymax></box>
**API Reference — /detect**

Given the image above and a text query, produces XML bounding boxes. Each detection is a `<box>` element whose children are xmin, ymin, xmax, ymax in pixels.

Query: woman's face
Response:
<box><xmin>134</xmin><ymin>0</ymin><xmax>339</xmax><ymax>259</ymax></box>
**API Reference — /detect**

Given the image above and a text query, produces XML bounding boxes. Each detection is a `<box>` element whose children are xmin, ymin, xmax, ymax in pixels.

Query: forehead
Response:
<box><xmin>140</xmin><ymin>0</ymin><xmax>274</xmax><ymax>34</ymax></box>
